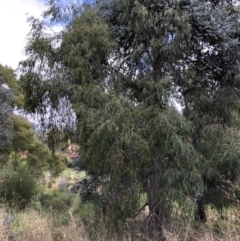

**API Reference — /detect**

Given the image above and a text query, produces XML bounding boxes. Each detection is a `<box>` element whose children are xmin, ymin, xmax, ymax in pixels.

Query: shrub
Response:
<box><xmin>39</xmin><ymin>190</ymin><xmax>73</xmax><ymax>212</ymax></box>
<box><xmin>0</xmin><ymin>163</ymin><xmax>38</xmax><ymax>209</ymax></box>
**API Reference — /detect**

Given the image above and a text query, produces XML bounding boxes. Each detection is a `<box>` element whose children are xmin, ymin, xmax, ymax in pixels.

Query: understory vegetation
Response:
<box><xmin>0</xmin><ymin>167</ymin><xmax>239</xmax><ymax>241</ymax></box>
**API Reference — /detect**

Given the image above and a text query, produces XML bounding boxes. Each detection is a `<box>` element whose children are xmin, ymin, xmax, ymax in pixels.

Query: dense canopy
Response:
<box><xmin>19</xmin><ymin>0</ymin><xmax>240</xmax><ymax>240</ymax></box>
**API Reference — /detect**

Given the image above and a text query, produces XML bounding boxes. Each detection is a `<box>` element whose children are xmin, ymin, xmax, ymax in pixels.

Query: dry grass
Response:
<box><xmin>0</xmin><ymin>208</ymin><xmax>90</xmax><ymax>241</ymax></box>
<box><xmin>0</xmin><ymin>205</ymin><xmax>238</xmax><ymax>241</ymax></box>
<box><xmin>0</xmin><ymin>208</ymin><xmax>14</xmax><ymax>241</ymax></box>
<box><xmin>164</xmin><ymin>224</ymin><xmax>240</xmax><ymax>241</ymax></box>
<box><xmin>14</xmin><ymin>209</ymin><xmax>52</xmax><ymax>241</ymax></box>
<box><xmin>163</xmin><ymin>206</ymin><xmax>240</xmax><ymax>241</ymax></box>
<box><xmin>51</xmin><ymin>214</ymin><xmax>90</xmax><ymax>241</ymax></box>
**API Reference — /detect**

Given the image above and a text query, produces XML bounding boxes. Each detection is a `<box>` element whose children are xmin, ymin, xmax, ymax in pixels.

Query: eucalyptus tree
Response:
<box><xmin>97</xmin><ymin>0</ymin><xmax>240</xmax><ymax>222</ymax></box>
<box><xmin>171</xmin><ymin>0</ymin><xmax>240</xmax><ymax>220</ymax></box>
<box><xmin>0</xmin><ymin>64</ymin><xmax>27</xmax><ymax>157</ymax></box>
<box><xmin>101</xmin><ymin>0</ymin><xmax>240</xmax><ymax>220</ymax></box>
<box><xmin>19</xmin><ymin>0</ymin><xmax>240</xmax><ymax>239</ymax></box>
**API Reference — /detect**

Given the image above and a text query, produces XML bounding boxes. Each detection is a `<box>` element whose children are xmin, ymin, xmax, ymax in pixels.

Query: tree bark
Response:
<box><xmin>196</xmin><ymin>197</ymin><xmax>207</xmax><ymax>222</ymax></box>
<box><xmin>140</xmin><ymin>204</ymin><xmax>166</xmax><ymax>241</ymax></box>
<box><xmin>140</xmin><ymin>170</ymin><xmax>168</xmax><ymax>241</ymax></box>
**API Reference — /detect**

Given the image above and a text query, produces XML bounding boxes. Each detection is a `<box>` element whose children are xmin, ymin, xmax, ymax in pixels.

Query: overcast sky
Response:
<box><xmin>0</xmin><ymin>0</ymin><xmax>47</xmax><ymax>125</ymax></box>
<box><xmin>0</xmin><ymin>0</ymin><xmax>46</xmax><ymax>70</ymax></box>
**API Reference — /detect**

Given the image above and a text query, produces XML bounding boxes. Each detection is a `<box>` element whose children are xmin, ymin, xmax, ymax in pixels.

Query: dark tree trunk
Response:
<box><xmin>140</xmin><ymin>169</ymin><xmax>168</xmax><ymax>241</ymax></box>
<box><xmin>196</xmin><ymin>197</ymin><xmax>207</xmax><ymax>222</ymax></box>
<box><xmin>140</xmin><ymin>204</ymin><xmax>166</xmax><ymax>241</ymax></box>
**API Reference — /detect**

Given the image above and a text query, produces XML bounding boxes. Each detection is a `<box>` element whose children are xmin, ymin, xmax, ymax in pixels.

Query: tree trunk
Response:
<box><xmin>140</xmin><ymin>204</ymin><xmax>166</xmax><ymax>241</ymax></box>
<box><xmin>196</xmin><ymin>197</ymin><xmax>207</xmax><ymax>222</ymax></box>
<box><xmin>140</xmin><ymin>169</ymin><xmax>168</xmax><ymax>241</ymax></box>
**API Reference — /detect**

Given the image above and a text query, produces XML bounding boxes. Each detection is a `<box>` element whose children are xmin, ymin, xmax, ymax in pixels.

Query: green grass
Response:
<box><xmin>60</xmin><ymin>168</ymin><xmax>86</xmax><ymax>180</ymax></box>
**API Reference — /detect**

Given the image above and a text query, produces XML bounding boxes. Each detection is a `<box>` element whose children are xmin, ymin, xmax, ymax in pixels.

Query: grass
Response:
<box><xmin>0</xmin><ymin>208</ymin><xmax>90</xmax><ymax>241</ymax></box>
<box><xmin>44</xmin><ymin>168</ymin><xmax>86</xmax><ymax>190</ymax></box>
<box><xmin>0</xmin><ymin>167</ymin><xmax>239</xmax><ymax>240</ymax></box>
<box><xmin>0</xmin><ymin>206</ymin><xmax>238</xmax><ymax>241</ymax></box>
<box><xmin>60</xmin><ymin>168</ymin><xmax>86</xmax><ymax>180</ymax></box>
<box><xmin>0</xmin><ymin>200</ymin><xmax>238</xmax><ymax>241</ymax></box>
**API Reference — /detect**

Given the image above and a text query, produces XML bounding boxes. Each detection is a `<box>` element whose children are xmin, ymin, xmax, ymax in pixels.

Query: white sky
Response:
<box><xmin>0</xmin><ymin>0</ymin><xmax>46</xmax><ymax>70</ymax></box>
<box><xmin>0</xmin><ymin>0</ymin><xmax>47</xmax><ymax>126</ymax></box>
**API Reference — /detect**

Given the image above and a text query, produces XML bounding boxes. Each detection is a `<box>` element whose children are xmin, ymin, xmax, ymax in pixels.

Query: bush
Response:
<box><xmin>0</xmin><ymin>163</ymin><xmax>38</xmax><ymax>209</ymax></box>
<box><xmin>39</xmin><ymin>190</ymin><xmax>73</xmax><ymax>212</ymax></box>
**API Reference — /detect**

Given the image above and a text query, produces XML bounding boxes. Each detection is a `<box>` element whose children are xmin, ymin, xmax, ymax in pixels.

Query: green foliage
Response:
<box><xmin>46</xmin><ymin>128</ymin><xmax>70</xmax><ymax>153</ymax></box>
<box><xmin>7</xmin><ymin>114</ymin><xmax>64</xmax><ymax>174</ymax></box>
<box><xmin>27</xmin><ymin>140</ymin><xmax>65</xmax><ymax>175</ymax></box>
<box><xmin>196</xmin><ymin>125</ymin><xmax>240</xmax><ymax>211</ymax></box>
<box><xmin>0</xmin><ymin>64</ymin><xmax>24</xmax><ymax>108</ymax></box>
<box><xmin>0</xmin><ymin>65</ymin><xmax>34</xmax><ymax>160</ymax></box>
<box><xmin>6</xmin><ymin>118</ymin><xmax>65</xmax><ymax>175</ymax></box>
<box><xmin>10</xmin><ymin>115</ymin><xmax>35</xmax><ymax>152</ymax></box>
<box><xmin>0</xmin><ymin>66</ymin><xmax>14</xmax><ymax>157</ymax></box>
<box><xmin>0</xmin><ymin>163</ymin><xmax>39</xmax><ymax>209</ymax></box>
<box><xmin>39</xmin><ymin>190</ymin><xmax>73</xmax><ymax>212</ymax></box>
<box><xmin>19</xmin><ymin>0</ymin><xmax>240</xmax><ymax>238</ymax></box>
<box><xmin>60</xmin><ymin>9</ymin><xmax>115</xmax><ymax>86</ymax></box>
<box><xmin>73</xmin><ymin>201</ymin><xmax>95</xmax><ymax>224</ymax></box>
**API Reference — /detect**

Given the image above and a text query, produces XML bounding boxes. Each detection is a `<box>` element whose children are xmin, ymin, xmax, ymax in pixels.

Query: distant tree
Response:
<box><xmin>5</xmin><ymin>116</ymin><xmax>64</xmax><ymax>175</ymax></box>
<box><xmin>0</xmin><ymin>64</ymin><xmax>25</xmax><ymax>158</ymax></box>
<box><xmin>0</xmin><ymin>64</ymin><xmax>24</xmax><ymax>108</ymax></box>
<box><xmin>0</xmin><ymin>64</ymin><xmax>64</xmax><ymax>175</ymax></box>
